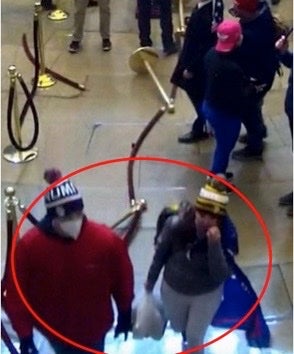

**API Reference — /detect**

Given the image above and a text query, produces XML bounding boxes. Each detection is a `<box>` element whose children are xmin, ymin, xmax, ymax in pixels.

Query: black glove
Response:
<box><xmin>20</xmin><ymin>335</ymin><xmax>38</xmax><ymax>354</ymax></box>
<box><xmin>114</xmin><ymin>308</ymin><xmax>132</xmax><ymax>341</ymax></box>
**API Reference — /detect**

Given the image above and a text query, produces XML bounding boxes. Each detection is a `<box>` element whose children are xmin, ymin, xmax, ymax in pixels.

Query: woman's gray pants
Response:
<box><xmin>161</xmin><ymin>280</ymin><xmax>223</xmax><ymax>354</ymax></box>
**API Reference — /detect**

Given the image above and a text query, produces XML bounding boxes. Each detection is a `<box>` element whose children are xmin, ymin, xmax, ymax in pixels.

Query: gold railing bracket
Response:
<box><xmin>111</xmin><ymin>199</ymin><xmax>147</xmax><ymax>229</ymax></box>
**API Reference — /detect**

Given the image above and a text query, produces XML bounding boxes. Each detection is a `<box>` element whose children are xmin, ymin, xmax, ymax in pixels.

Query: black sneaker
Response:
<box><xmin>238</xmin><ymin>130</ymin><xmax>267</xmax><ymax>144</ymax></box>
<box><xmin>41</xmin><ymin>0</ymin><xmax>57</xmax><ymax>10</ymax></box>
<box><xmin>225</xmin><ymin>171</ymin><xmax>234</xmax><ymax>181</ymax></box>
<box><xmin>87</xmin><ymin>0</ymin><xmax>98</xmax><ymax>6</ymax></box>
<box><xmin>164</xmin><ymin>44</ymin><xmax>178</xmax><ymax>56</ymax></box>
<box><xmin>238</xmin><ymin>134</ymin><xmax>248</xmax><ymax>144</ymax></box>
<box><xmin>232</xmin><ymin>147</ymin><xmax>263</xmax><ymax>161</ymax></box>
<box><xmin>178</xmin><ymin>131</ymin><xmax>209</xmax><ymax>144</ymax></box>
<box><xmin>68</xmin><ymin>41</ymin><xmax>81</xmax><ymax>54</ymax></box>
<box><xmin>279</xmin><ymin>192</ymin><xmax>293</xmax><ymax>206</ymax></box>
<box><xmin>102</xmin><ymin>39</ymin><xmax>112</xmax><ymax>52</ymax></box>
<box><xmin>140</xmin><ymin>39</ymin><xmax>153</xmax><ymax>47</ymax></box>
<box><xmin>42</xmin><ymin>4</ymin><xmax>57</xmax><ymax>10</ymax></box>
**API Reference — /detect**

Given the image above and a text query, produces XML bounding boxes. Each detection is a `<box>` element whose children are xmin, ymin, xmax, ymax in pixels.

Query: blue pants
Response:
<box><xmin>202</xmin><ymin>101</ymin><xmax>241</xmax><ymax>174</ymax></box>
<box><xmin>50</xmin><ymin>337</ymin><xmax>105</xmax><ymax>354</ymax></box>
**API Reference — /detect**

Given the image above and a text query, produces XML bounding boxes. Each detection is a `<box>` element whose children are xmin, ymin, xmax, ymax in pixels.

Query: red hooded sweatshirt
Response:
<box><xmin>3</xmin><ymin>219</ymin><xmax>134</xmax><ymax>347</ymax></box>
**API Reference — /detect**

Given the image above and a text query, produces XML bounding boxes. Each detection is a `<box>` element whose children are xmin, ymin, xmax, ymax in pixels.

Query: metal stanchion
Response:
<box><xmin>47</xmin><ymin>0</ymin><xmax>69</xmax><ymax>21</ymax></box>
<box><xmin>176</xmin><ymin>0</ymin><xmax>186</xmax><ymax>37</ymax></box>
<box><xmin>2</xmin><ymin>187</ymin><xmax>19</xmax><ymax>290</ymax></box>
<box><xmin>35</xmin><ymin>1</ymin><xmax>55</xmax><ymax>88</ymax></box>
<box><xmin>4</xmin><ymin>187</ymin><xmax>19</xmax><ymax>243</ymax></box>
<box><xmin>174</xmin><ymin>0</ymin><xmax>187</xmax><ymax>53</ymax></box>
<box><xmin>111</xmin><ymin>199</ymin><xmax>147</xmax><ymax>230</ymax></box>
<box><xmin>129</xmin><ymin>47</ymin><xmax>175</xmax><ymax>113</ymax></box>
<box><xmin>1</xmin><ymin>188</ymin><xmax>23</xmax><ymax>354</ymax></box>
<box><xmin>3</xmin><ymin>65</ymin><xmax>38</xmax><ymax>164</ymax></box>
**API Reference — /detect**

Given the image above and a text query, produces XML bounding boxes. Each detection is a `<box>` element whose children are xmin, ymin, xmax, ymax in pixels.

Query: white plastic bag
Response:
<box><xmin>132</xmin><ymin>291</ymin><xmax>166</xmax><ymax>340</ymax></box>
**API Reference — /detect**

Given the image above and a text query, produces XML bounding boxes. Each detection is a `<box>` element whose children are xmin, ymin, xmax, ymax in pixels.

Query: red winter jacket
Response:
<box><xmin>3</xmin><ymin>219</ymin><xmax>134</xmax><ymax>346</ymax></box>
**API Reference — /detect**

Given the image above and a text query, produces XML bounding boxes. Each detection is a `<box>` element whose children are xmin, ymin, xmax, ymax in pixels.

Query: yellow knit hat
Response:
<box><xmin>195</xmin><ymin>177</ymin><xmax>229</xmax><ymax>216</ymax></box>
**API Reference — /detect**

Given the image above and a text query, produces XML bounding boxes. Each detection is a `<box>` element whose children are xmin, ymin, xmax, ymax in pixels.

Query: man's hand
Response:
<box><xmin>114</xmin><ymin>308</ymin><xmax>132</xmax><ymax>341</ymax></box>
<box><xmin>20</xmin><ymin>336</ymin><xmax>38</xmax><ymax>354</ymax></box>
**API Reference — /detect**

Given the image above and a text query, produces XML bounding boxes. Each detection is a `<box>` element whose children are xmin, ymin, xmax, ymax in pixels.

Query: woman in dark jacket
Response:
<box><xmin>145</xmin><ymin>179</ymin><xmax>231</xmax><ymax>353</ymax></box>
<box><xmin>202</xmin><ymin>19</ymin><xmax>248</xmax><ymax>175</ymax></box>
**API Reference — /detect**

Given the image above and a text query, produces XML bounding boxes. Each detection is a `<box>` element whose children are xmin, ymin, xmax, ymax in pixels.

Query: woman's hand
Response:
<box><xmin>144</xmin><ymin>281</ymin><xmax>153</xmax><ymax>293</ymax></box>
<box><xmin>206</xmin><ymin>226</ymin><xmax>221</xmax><ymax>243</ymax></box>
<box><xmin>275</xmin><ymin>35</ymin><xmax>289</xmax><ymax>53</ymax></box>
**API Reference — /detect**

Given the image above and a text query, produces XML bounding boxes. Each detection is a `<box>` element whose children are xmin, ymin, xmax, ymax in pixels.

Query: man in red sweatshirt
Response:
<box><xmin>3</xmin><ymin>168</ymin><xmax>134</xmax><ymax>354</ymax></box>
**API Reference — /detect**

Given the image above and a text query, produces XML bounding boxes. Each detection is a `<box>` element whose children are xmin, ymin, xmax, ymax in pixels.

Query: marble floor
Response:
<box><xmin>1</xmin><ymin>0</ymin><xmax>293</xmax><ymax>353</ymax></box>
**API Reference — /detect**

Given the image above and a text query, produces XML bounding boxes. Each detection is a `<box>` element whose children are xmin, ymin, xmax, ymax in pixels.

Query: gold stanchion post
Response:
<box><xmin>129</xmin><ymin>47</ymin><xmax>175</xmax><ymax>113</ymax></box>
<box><xmin>47</xmin><ymin>0</ymin><xmax>69</xmax><ymax>21</ymax></box>
<box><xmin>111</xmin><ymin>199</ymin><xmax>147</xmax><ymax>229</ymax></box>
<box><xmin>35</xmin><ymin>1</ymin><xmax>56</xmax><ymax>88</ymax></box>
<box><xmin>4</xmin><ymin>187</ymin><xmax>19</xmax><ymax>231</ymax></box>
<box><xmin>176</xmin><ymin>0</ymin><xmax>186</xmax><ymax>37</ymax></box>
<box><xmin>3</xmin><ymin>65</ymin><xmax>38</xmax><ymax>164</ymax></box>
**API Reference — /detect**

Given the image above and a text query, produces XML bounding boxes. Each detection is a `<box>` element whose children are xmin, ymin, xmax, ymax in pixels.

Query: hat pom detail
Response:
<box><xmin>44</xmin><ymin>168</ymin><xmax>62</xmax><ymax>184</ymax></box>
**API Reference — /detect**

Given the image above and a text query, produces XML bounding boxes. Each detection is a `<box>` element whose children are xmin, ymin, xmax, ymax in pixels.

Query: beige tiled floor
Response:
<box><xmin>1</xmin><ymin>0</ymin><xmax>293</xmax><ymax>353</ymax></box>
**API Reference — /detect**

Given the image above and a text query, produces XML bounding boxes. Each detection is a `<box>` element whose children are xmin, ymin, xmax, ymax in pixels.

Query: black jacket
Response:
<box><xmin>204</xmin><ymin>48</ymin><xmax>249</xmax><ymax>116</ymax></box>
<box><xmin>235</xmin><ymin>2</ymin><xmax>279</xmax><ymax>86</ymax></box>
<box><xmin>170</xmin><ymin>1</ymin><xmax>216</xmax><ymax>97</ymax></box>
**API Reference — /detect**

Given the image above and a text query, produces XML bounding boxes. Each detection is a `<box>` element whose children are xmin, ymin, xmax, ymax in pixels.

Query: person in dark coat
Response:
<box><xmin>136</xmin><ymin>0</ymin><xmax>177</xmax><ymax>55</ymax></box>
<box><xmin>229</xmin><ymin>0</ymin><xmax>279</xmax><ymax>161</ymax></box>
<box><xmin>276</xmin><ymin>33</ymin><xmax>293</xmax><ymax>216</ymax></box>
<box><xmin>171</xmin><ymin>0</ymin><xmax>220</xmax><ymax>144</ymax></box>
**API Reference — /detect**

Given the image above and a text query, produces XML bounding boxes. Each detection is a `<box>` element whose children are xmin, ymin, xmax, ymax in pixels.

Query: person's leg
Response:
<box><xmin>203</xmin><ymin>102</ymin><xmax>241</xmax><ymax>174</ymax></box>
<box><xmin>178</xmin><ymin>89</ymin><xmax>209</xmax><ymax>143</ymax></box>
<box><xmin>159</xmin><ymin>0</ymin><xmax>176</xmax><ymax>52</ymax></box>
<box><xmin>192</xmin><ymin>100</ymin><xmax>208</xmax><ymax>134</ymax></box>
<box><xmin>245</xmin><ymin>97</ymin><xmax>266</xmax><ymax>150</ymax></box>
<box><xmin>232</xmin><ymin>99</ymin><xmax>265</xmax><ymax>160</ymax></box>
<box><xmin>285</xmin><ymin>88</ymin><xmax>293</xmax><ymax>139</ymax></box>
<box><xmin>137</xmin><ymin>0</ymin><xmax>152</xmax><ymax>46</ymax></box>
<box><xmin>72</xmin><ymin>0</ymin><xmax>88</xmax><ymax>42</ymax></box>
<box><xmin>233</xmin><ymin>84</ymin><xmax>273</xmax><ymax>160</ymax></box>
<box><xmin>185</xmin><ymin>285</ymin><xmax>223</xmax><ymax>354</ymax></box>
<box><xmin>160</xmin><ymin>280</ymin><xmax>190</xmax><ymax>333</ymax></box>
<box><xmin>98</xmin><ymin>0</ymin><xmax>111</xmax><ymax>40</ymax></box>
<box><xmin>41</xmin><ymin>0</ymin><xmax>56</xmax><ymax>10</ymax></box>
